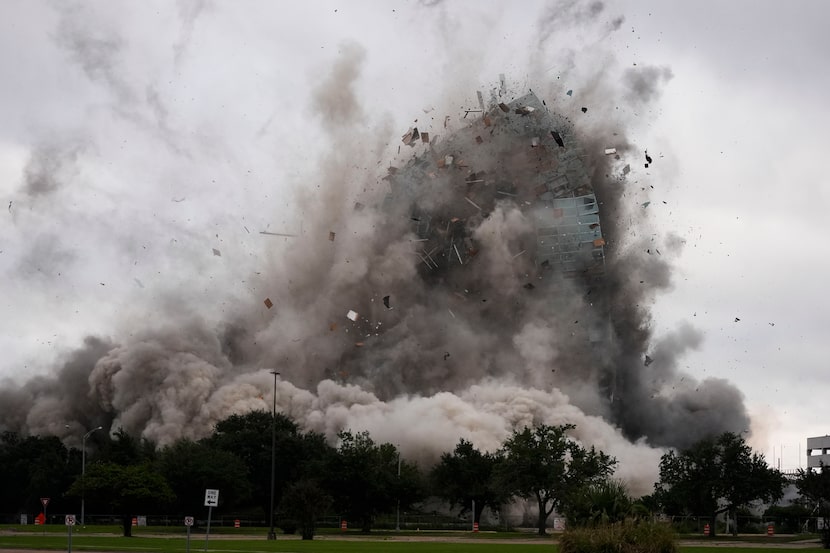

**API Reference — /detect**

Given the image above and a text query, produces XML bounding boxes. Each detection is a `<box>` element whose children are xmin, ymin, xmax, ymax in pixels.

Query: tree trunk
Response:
<box><xmin>536</xmin><ymin>495</ymin><xmax>548</xmax><ymax>536</ymax></box>
<box><xmin>731</xmin><ymin>508</ymin><xmax>738</xmax><ymax>536</ymax></box>
<box><xmin>474</xmin><ymin>501</ymin><xmax>485</xmax><ymax>525</ymax></box>
<box><xmin>122</xmin><ymin>514</ymin><xmax>132</xmax><ymax>537</ymax></box>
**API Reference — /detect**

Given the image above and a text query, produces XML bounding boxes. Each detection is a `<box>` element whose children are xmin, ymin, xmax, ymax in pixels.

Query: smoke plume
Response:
<box><xmin>0</xmin><ymin>1</ymin><xmax>751</xmax><ymax>498</ymax></box>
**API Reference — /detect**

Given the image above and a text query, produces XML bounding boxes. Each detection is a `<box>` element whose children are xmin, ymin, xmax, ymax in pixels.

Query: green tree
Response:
<box><xmin>157</xmin><ymin>439</ymin><xmax>251</xmax><ymax>514</ymax></box>
<box><xmin>279</xmin><ymin>479</ymin><xmax>332</xmax><ymax>540</ymax></box>
<box><xmin>327</xmin><ymin>431</ymin><xmax>422</xmax><ymax>533</ymax></box>
<box><xmin>205</xmin><ymin>411</ymin><xmax>335</xmax><ymax>528</ymax></box>
<box><xmin>495</xmin><ymin>424</ymin><xmax>616</xmax><ymax>535</ymax></box>
<box><xmin>430</xmin><ymin>439</ymin><xmax>505</xmax><ymax>525</ymax></box>
<box><xmin>654</xmin><ymin>431</ymin><xmax>785</xmax><ymax>537</ymax></box>
<box><xmin>0</xmin><ymin>431</ymin><xmax>78</xmax><ymax>516</ymax></box>
<box><xmin>796</xmin><ymin>463</ymin><xmax>830</xmax><ymax>547</ymax></box>
<box><xmin>564</xmin><ymin>479</ymin><xmax>633</xmax><ymax>527</ymax></box>
<box><xmin>68</xmin><ymin>462</ymin><xmax>173</xmax><ymax>537</ymax></box>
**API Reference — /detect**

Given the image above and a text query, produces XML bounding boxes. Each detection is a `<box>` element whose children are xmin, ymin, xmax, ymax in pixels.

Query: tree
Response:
<box><xmin>796</xmin><ymin>463</ymin><xmax>830</xmax><ymax>547</ymax></box>
<box><xmin>69</xmin><ymin>462</ymin><xmax>173</xmax><ymax>536</ymax></box>
<box><xmin>654</xmin><ymin>431</ymin><xmax>785</xmax><ymax>537</ymax></box>
<box><xmin>157</xmin><ymin>439</ymin><xmax>251</xmax><ymax>514</ymax></box>
<box><xmin>205</xmin><ymin>410</ymin><xmax>334</xmax><ymax>526</ymax></box>
<box><xmin>563</xmin><ymin>479</ymin><xmax>633</xmax><ymax>527</ymax></box>
<box><xmin>279</xmin><ymin>479</ymin><xmax>332</xmax><ymax>540</ymax></box>
<box><xmin>430</xmin><ymin>439</ymin><xmax>505</xmax><ymax>525</ymax></box>
<box><xmin>0</xmin><ymin>431</ymin><xmax>78</xmax><ymax>516</ymax></box>
<box><xmin>327</xmin><ymin>431</ymin><xmax>422</xmax><ymax>532</ymax></box>
<box><xmin>495</xmin><ymin>424</ymin><xmax>616</xmax><ymax>535</ymax></box>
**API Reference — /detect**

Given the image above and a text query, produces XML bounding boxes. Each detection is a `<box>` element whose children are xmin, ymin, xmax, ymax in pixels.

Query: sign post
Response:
<box><xmin>184</xmin><ymin>516</ymin><xmax>194</xmax><ymax>553</ymax></box>
<box><xmin>65</xmin><ymin>514</ymin><xmax>76</xmax><ymax>553</ymax></box>
<box><xmin>203</xmin><ymin>489</ymin><xmax>219</xmax><ymax>552</ymax></box>
<box><xmin>40</xmin><ymin>498</ymin><xmax>49</xmax><ymax>535</ymax></box>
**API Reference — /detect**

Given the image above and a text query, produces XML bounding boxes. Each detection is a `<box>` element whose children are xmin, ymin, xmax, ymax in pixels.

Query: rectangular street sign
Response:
<box><xmin>204</xmin><ymin>489</ymin><xmax>219</xmax><ymax>507</ymax></box>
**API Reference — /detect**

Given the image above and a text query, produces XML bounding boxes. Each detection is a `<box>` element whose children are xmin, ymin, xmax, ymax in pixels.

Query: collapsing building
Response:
<box><xmin>379</xmin><ymin>90</ymin><xmax>616</xmax><ymax>398</ymax></box>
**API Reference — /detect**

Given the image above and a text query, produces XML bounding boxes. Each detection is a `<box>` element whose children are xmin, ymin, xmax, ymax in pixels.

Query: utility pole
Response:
<box><xmin>267</xmin><ymin>370</ymin><xmax>280</xmax><ymax>540</ymax></box>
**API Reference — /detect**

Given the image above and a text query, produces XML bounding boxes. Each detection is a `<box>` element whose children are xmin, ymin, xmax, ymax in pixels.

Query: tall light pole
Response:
<box><xmin>395</xmin><ymin>447</ymin><xmax>401</xmax><ymax>531</ymax></box>
<box><xmin>267</xmin><ymin>370</ymin><xmax>280</xmax><ymax>540</ymax></box>
<box><xmin>81</xmin><ymin>426</ymin><xmax>103</xmax><ymax>527</ymax></box>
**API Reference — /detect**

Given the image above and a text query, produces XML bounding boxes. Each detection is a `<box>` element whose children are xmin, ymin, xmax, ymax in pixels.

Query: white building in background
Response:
<box><xmin>806</xmin><ymin>436</ymin><xmax>830</xmax><ymax>469</ymax></box>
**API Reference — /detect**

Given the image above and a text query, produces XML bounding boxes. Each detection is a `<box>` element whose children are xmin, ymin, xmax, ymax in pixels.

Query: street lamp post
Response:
<box><xmin>81</xmin><ymin>426</ymin><xmax>103</xmax><ymax>526</ymax></box>
<box><xmin>267</xmin><ymin>370</ymin><xmax>280</xmax><ymax>540</ymax></box>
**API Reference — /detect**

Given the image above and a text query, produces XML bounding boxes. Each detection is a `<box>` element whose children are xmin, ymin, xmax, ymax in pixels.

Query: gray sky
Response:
<box><xmin>0</xmin><ymin>0</ymin><xmax>828</xmax><ymax>473</ymax></box>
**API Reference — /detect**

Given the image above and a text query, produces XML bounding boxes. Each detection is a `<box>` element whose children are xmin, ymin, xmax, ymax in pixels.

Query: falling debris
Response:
<box><xmin>354</xmin><ymin>202</ymin><xmax>365</xmax><ymax>211</ymax></box>
<box><xmin>329</xmin><ymin>231</ymin><xmax>336</xmax><ymax>241</ymax></box>
<box><xmin>475</xmin><ymin>135</ymin><xmax>484</xmax><ymax>144</ymax></box>
<box><xmin>443</xmin><ymin>352</ymin><xmax>451</xmax><ymax>360</ymax></box>
<box><xmin>515</xmin><ymin>106</ymin><xmax>535</xmax><ymax>115</ymax></box>
<box><xmin>531</xmin><ymin>137</ymin><xmax>540</xmax><ymax>147</ymax></box>
<box><xmin>402</xmin><ymin>127</ymin><xmax>420</xmax><ymax>146</ymax></box>
<box><xmin>498</xmin><ymin>102</ymin><xmax>510</xmax><ymax>113</ymax></box>
<box><xmin>644</xmin><ymin>355</ymin><xmax>654</xmax><ymax>367</ymax></box>
<box><xmin>523</xmin><ymin>282</ymin><xmax>535</xmax><ymax>290</ymax></box>
<box><xmin>551</xmin><ymin>131</ymin><xmax>565</xmax><ymax>148</ymax></box>
<box><xmin>444</xmin><ymin>115</ymin><xmax>450</xmax><ymax>128</ymax></box>
<box><xmin>172</xmin><ymin>197</ymin><xmax>186</xmax><ymax>203</ymax></box>
<box><xmin>264</xmin><ymin>298</ymin><xmax>273</xmax><ymax>309</ymax></box>
<box><xmin>260</xmin><ymin>231</ymin><xmax>297</xmax><ymax>237</ymax></box>
<box><xmin>622</xmin><ymin>164</ymin><xmax>631</xmax><ymax>175</ymax></box>
<box><xmin>566</xmin><ymin>89</ymin><xmax>573</xmax><ymax>96</ymax></box>
<box><xmin>604</xmin><ymin>148</ymin><xmax>617</xmax><ymax>155</ymax></box>
<box><xmin>383</xmin><ymin>295</ymin><xmax>391</xmax><ymax>309</ymax></box>
<box><xmin>641</xmin><ymin>201</ymin><xmax>651</xmax><ymax>208</ymax></box>
<box><xmin>581</xmin><ymin>107</ymin><xmax>588</xmax><ymax>113</ymax></box>
<box><xmin>421</xmin><ymin>132</ymin><xmax>430</xmax><ymax>144</ymax></box>
<box><xmin>645</xmin><ymin>150</ymin><xmax>653</xmax><ymax>164</ymax></box>
<box><xmin>212</xmin><ymin>248</ymin><xmax>221</xmax><ymax>257</ymax></box>
<box><xmin>734</xmin><ymin>317</ymin><xmax>740</xmax><ymax>322</ymax></box>
<box><xmin>133</xmin><ymin>278</ymin><xmax>144</xmax><ymax>289</ymax></box>
<box><xmin>346</xmin><ymin>310</ymin><xmax>358</xmax><ymax>322</ymax></box>
<box><xmin>7</xmin><ymin>201</ymin><xmax>11</xmax><ymax>212</ymax></box>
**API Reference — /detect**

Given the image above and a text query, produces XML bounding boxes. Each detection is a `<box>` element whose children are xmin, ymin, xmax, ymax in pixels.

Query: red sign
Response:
<box><xmin>40</xmin><ymin>498</ymin><xmax>50</xmax><ymax>508</ymax></box>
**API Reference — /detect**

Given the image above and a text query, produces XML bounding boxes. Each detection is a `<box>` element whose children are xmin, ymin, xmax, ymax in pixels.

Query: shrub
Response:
<box><xmin>559</xmin><ymin>521</ymin><xmax>677</xmax><ymax>553</ymax></box>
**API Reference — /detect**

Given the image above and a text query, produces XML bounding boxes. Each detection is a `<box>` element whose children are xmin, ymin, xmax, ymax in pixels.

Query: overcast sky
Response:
<box><xmin>1</xmin><ymin>0</ymin><xmax>828</xmax><ymax>472</ymax></box>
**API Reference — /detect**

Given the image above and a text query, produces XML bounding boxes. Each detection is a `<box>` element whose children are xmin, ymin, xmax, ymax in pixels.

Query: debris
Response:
<box><xmin>498</xmin><ymin>102</ymin><xmax>510</xmax><ymax>113</ymax></box>
<box><xmin>260</xmin><ymin>231</ymin><xmax>297</xmax><ymax>237</ymax></box>
<box><xmin>734</xmin><ymin>317</ymin><xmax>740</xmax><ymax>322</ymax></box>
<box><xmin>475</xmin><ymin>135</ymin><xmax>483</xmax><ymax>144</ymax></box>
<box><xmin>444</xmin><ymin>155</ymin><xmax>454</xmax><ymax>166</ymax></box>
<box><xmin>622</xmin><ymin>164</ymin><xmax>631</xmax><ymax>175</ymax></box>
<box><xmin>212</xmin><ymin>248</ymin><xmax>221</xmax><ymax>257</ymax></box>
<box><xmin>330</xmin><ymin>322</ymin><xmax>337</xmax><ymax>331</ymax></box>
<box><xmin>443</xmin><ymin>352</ymin><xmax>451</xmax><ymax>360</ymax></box>
<box><xmin>551</xmin><ymin>131</ymin><xmax>565</xmax><ymax>148</ymax></box>
<box><xmin>512</xmin><ymin>249</ymin><xmax>526</xmax><ymax>258</ymax></box>
<box><xmin>515</xmin><ymin>106</ymin><xmax>535</xmax><ymax>115</ymax></box>
<box><xmin>244</xmin><ymin>226</ymin><xmax>250</xmax><ymax>233</ymax></box>
<box><xmin>531</xmin><ymin>137</ymin><xmax>540</xmax><ymax>147</ymax></box>
<box><xmin>355</xmin><ymin>342</ymin><xmax>365</xmax><ymax>347</ymax></box>
<box><xmin>566</xmin><ymin>89</ymin><xmax>573</xmax><ymax>96</ymax></box>
<box><xmin>354</xmin><ymin>202</ymin><xmax>365</xmax><ymax>211</ymax></box>
<box><xmin>769</xmin><ymin>322</ymin><xmax>775</xmax><ymax>326</ymax></box>
<box><xmin>329</xmin><ymin>231</ymin><xmax>336</xmax><ymax>241</ymax></box>
<box><xmin>645</xmin><ymin>150</ymin><xmax>653</xmax><ymax>164</ymax></box>
<box><xmin>581</xmin><ymin>107</ymin><xmax>588</xmax><ymax>113</ymax></box>
<box><xmin>483</xmin><ymin>116</ymin><xmax>492</xmax><ymax>127</ymax></box>
<box><xmin>444</xmin><ymin>115</ymin><xmax>450</xmax><ymax>128</ymax></box>
<box><xmin>402</xmin><ymin>127</ymin><xmax>420</xmax><ymax>146</ymax></box>
<box><xmin>644</xmin><ymin>355</ymin><xmax>654</xmax><ymax>367</ymax></box>
<box><xmin>604</xmin><ymin>148</ymin><xmax>617</xmax><ymax>155</ymax></box>
<box><xmin>134</xmin><ymin>278</ymin><xmax>144</xmax><ymax>288</ymax></box>
<box><xmin>383</xmin><ymin>295</ymin><xmax>391</xmax><ymax>309</ymax></box>
<box><xmin>421</xmin><ymin>132</ymin><xmax>429</xmax><ymax>144</ymax></box>
<box><xmin>8</xmin><ymin>201</ymin><xmax>11</xmax><ymax>212</ymax></box>
<box><xmin>464</xmin><ymin>197</ymin><xmax>482</xmax><ymax>211</ymax></box>
<box><xmin>592</xmin><ymin>238</ymin><xmax>606</xmax><ymax>247</ymax></box>
<box><xmin>347</xmin><ymin>310</ymin><xmax>358</xmax><ymax>321</ymax></box>
<box><xmin>641</xmin><ymin>202</ymin><xmax>651</xmax><ymax>208</ymax></box>
<box><xmin>264</xmin><ymin>298</ymin><xmax>274</xmax><ymax>309</ymax></box>
<box><xmin>523</xmin><ymin>282</ymin><xmax>535</xmax><ymax>290</ymax></box>
<box><xmin>448</xmin><ymin>308</ymin><xmax>456</xmax><ymax>318</ymax></box>
<box><xmin>477</xmin><ymin>90</ymin><xmax>485</xmax><ymax>112</ymax></box>
<box><xmin>172</xmin><ymin>197</ymin><xmax>186</xmax><ymax>202</ymax></box>
<box><xmin>453</xmin><ymin>243</ymin><xmax>463</xmax><ymax>264</ymax></box>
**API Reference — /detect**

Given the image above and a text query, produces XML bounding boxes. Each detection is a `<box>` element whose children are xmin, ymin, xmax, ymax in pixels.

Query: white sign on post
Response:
<box><xmin>204</xmin><ymin>489</ymin><xmax>219</xmax><ymax>507</ymax></box>
<box><xmin>65</xmin><ymin>515</ymin><xmax>76</xmax><ymax>526</ymax></box>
